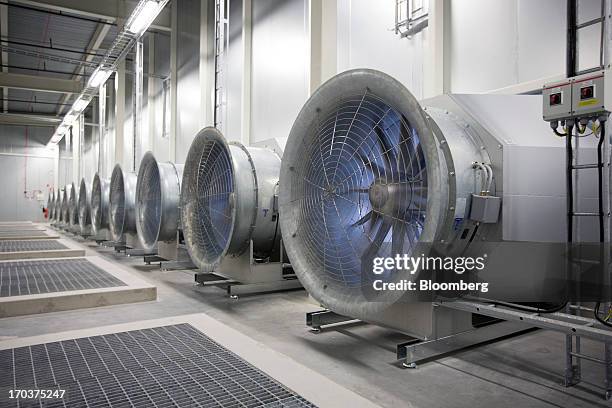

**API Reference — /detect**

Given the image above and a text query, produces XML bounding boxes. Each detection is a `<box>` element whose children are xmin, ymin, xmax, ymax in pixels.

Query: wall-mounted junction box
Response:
<box><xmin>543</xmin><ymin>70</ymin><xmax>612</xmax><ymax>122</ymax></box>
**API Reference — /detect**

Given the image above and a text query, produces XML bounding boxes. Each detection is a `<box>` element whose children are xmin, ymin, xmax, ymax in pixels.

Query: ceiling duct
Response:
<box><xmin>61</xmin><ymin>184</ymin><xmax>72</xmax><ymax>227</ymax></box>
<box><xmin>181</xmin><ymin>128</ymin><xmax>282</xmax><ymax>270</ymax></box>
<box><xmin>135</xmin><ymin>152</ymin><xmax>184</xmax><ymax>254</ymax></box>
<box><xmin>279</xmin><ymin>69</ymin><xmax>577</xmax><ymax>337</ymax></box>
<box><xmin>109</xmin><ymin>164</ymin><xmax>138</xmax><ymax>242</ymax></box>
<box><xmin>68</xmin><ymin>181</ymin><xmax>80</xmax><ymax>231</ymax></box>
<box><xmin>78</xmin><ymin>178</ymin><xmax>92</xmax><ymax>236</ymax></box>
<box><xmin>91</xmin><ymin>174</ymin><xmax>110</xmax><ymax>236</ymax></box>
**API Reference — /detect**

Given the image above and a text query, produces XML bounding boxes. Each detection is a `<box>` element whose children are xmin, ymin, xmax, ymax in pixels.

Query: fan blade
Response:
<box><xmin>374</xmin><ymin>126</ymin><xmax>396</xmax><ymax>170</ymax></box>
<box><xmin>398</xmin><ymin>125</ymin><xmax>424</xmax><ymax>178</ymax></box>
<box><xmin>351</xmin><ymin>210</ymin><xmax>372</xmax><ymax>227</ymax></box>
<box><xmin>392</xmin><ymin>219</ymin><xmax>406</xmax><ymax>255</ymax></box>
<box><xmin>356</xmin><ymin>151</ymin><xmax>384</xmax><ymax>175</ymax></box>
<box><xmin>361</xmin><ymin>218</ymin><xmax>392</xmax><ymax>267</ymax></box>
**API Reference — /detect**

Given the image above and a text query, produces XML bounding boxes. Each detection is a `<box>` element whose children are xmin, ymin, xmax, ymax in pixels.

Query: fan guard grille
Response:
<box><xmin>280</xmin><ymin>69</ymin><xmax>440</xmax><ymax>315</ymax></box>
<box><xmin>182</xmin><ymin>128</ymin><xmax>235</xmax><ymax>267</ymax></box>
<box><xmin>62</xmin><ymin>187</ymin><xmax>71</xmax><ymax>224</ymax></box>
<box><xmin>78</xmin><ymin>179</ymin><xmax>91</xmax><ymax>233</ymax></box>
<box><xmin>293</xmin><ymin>94</ymin><xmax>426</xmax><ymax>286</ymax></box>
<box><xmin>69</xmin><ymin>183</ymin><xmax>79</xmax><ymax>227</ymax></box>
<box><xmin>110</xmin><ymin>166</ymin><xmax>127</xmax><ymax>240</ymax></box>
<box><xmin>91</xmin><ymin>174</ymin><xmax>109</xmax><ymax>235</ymax></box>
<box><xmin>136</xmin><ymin>153</ymin><xmax>162</xmax><ymax>250</ymax></box>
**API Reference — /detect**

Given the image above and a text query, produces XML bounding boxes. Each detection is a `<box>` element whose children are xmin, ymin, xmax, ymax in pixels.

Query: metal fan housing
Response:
<box><xmin>109</xmin><ymin>164</ymin><xmax>138</xmax><ymax>242</ymax></box>
<box><xmin>78</xmin><ymin>178</ymin><xmax>92</xmax><ymax>235</ymax></box>
<box><xmin>135</xmin><ymin>152</ymin><xmax>184</xmax><ymax>253</ymax></box>
<box><xmin>68</xmin><ymin>182</ymin><xmax>79</xmax><ymax>230</ymax></box>
<box><xmin>279</xmin><ymin>69</ymin><xmax>487</xmax><ymax>321</ymax></box>
<box><xmin>61</xmin><ymin>185</ymin><xmax>72</xmax><ymax>227</ymax></box>
<box><xmin>181</xmin><ymin>127</ymin><xmax>281</xmax><ymax>270</ymax></box>
<box><xmin>91</xmin><ymin>173</ymin><xmax>110</xmax><ymax>236</ymax></box>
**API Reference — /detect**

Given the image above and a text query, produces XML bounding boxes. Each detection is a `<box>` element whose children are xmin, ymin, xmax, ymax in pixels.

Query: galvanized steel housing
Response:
<box><xmin>180</xmin><ymin>127</ymin><xmax>282</xmax><ymax>270</ymax></box>
<box><xmin>135</xmin><ymin>152</ymin><xmax>184</xmax><ymax>253</ymax></box>
<box><xmin>109</xmin><ymin>164</ymin><xmax>138</xmax><ymax>242</ymax></box>
<box><xmin>78</xmin><ymin>178</ymin><xmax>92</xmax><ymax>235</ymax></box>
<box><xmin>91</xmin><ymin>173</ymin><xmax>110</xmax><ymax>236</ymax></box>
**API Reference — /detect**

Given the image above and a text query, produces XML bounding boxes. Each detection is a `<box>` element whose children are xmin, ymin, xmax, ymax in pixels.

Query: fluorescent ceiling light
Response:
<box><xmin>64</xmin><ymin>113</ymin><xmax>78</xmax><ymax>125</ymax></box>
<box><xmin>88</xmin><ymin>67</ymin><xmax>112</xmax><ymax>88</ymax></box>
<box><xmin>72</xmin><ymin>98</ymin><xmax>89</xmax><ymax>112</ymax></box>
<box><xmin>127</xmin><ymin>0</ymin><xmax>162</xmax><ymax>34</ymax></box>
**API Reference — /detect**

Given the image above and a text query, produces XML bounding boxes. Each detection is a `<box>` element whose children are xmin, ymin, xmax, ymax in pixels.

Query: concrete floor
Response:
<box><xmin>0</xmin><ymin>231</ymin><xmax>610</xmax><ymax>408</ymax></box>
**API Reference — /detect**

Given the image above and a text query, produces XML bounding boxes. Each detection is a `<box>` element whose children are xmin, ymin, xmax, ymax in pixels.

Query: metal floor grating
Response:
<box><xmin>0</xmin><ymin>231</ymin><xmax>49</xmax><ymax>238</ymax></box>
<box><xmin>0</xmin><ymin>259</ymin><xmax>126</xmax><ymax>297</ymax></box>
<box><xmin>0</xmin><ymin>240</ymin><xmax>67</xmax><ymax>253</ymax></box>
<box><xmin>0</xmin><ymin>324</ymin><xmax>316</xmax><ymax>408</ymax></box>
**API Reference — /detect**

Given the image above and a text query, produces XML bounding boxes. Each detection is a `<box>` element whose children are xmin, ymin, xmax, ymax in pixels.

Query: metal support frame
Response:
<box><xmin>0</xmin><ymin>72</ymin><xmax>83</xmax><ymax>94</ymax></box>
<box><xmin>213</xmin><ymin>0</ymin><xmax>229</xmax><ymax>134</ymax></box>
<box><xmin>133</xmin><ymin>38</ymin><xmax>144</xmax><ymax>170</ymax></box>
<box><xmin>195</xmin><ymin>271</ymin><xmax>302</xmax><ymax>298</ymax></box>
<box><xmin>195</xmin><ymin>240</ymin><xmax>302</xmax><ymax>298</ymax></box>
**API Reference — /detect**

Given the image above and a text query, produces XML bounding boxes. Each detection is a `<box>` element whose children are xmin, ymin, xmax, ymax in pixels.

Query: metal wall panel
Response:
<box><xmin>176</xmin><ymin>0</ymin><xmax>202</xmax><ymax>163</ymax></box>
<box><xmin>226</xmin><ymin>0</ymin><xmax>244</xmax><ymax>142</ymax></box>
<box><xmin>251</xmin><ymin>0</ymin><xmax>309</xmax><ymax>143</ymax></box>
<box><xmin>336</xmin><ymin>0</ymin><xmax>425</xmax><ymax>98</ymax></box>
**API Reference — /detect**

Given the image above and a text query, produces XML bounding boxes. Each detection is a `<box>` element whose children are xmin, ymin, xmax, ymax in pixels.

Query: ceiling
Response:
<box><xmin>2</xmin><ymin>2</ymin><xmax>115</xmax><ymax>118</ymax></box>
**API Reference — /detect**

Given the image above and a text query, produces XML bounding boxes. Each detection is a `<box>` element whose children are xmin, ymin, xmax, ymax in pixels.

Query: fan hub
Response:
<box><xmin>368</xmin><ymin>181</ymin><xmax>410</xmax><ymax>214</ymax></box>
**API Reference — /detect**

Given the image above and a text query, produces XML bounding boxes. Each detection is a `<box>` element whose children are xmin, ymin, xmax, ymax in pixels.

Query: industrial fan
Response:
<box><xmin>109</xmin><ymin>164</ymin><xmax>138</xmax><ymax>243</ymax></box>
<box><xmin>180</xmin><ymin>128</ymin><xmax>295</xmax><ymax>294</ymax></box>
<box><xmin>279</xmin><ymin>68</ymin><xmax>578</xmax><ymax>339</ymax></box>
<box><xmin>61</xmin><ymin>184</ymin><xmax>72</xmax><ymax>230</ymax></box>
<box><xmin>47</xmin><ymin>191</ymin><xmax>55</xmax><ymax>222</ymax></box>
<box><xmin>78</xmin><ymin>178</ymin><xmax>92</xmax><ymax>236</ymax></box>
<box><xmin>56</xmin><ymin>188</ymin><xmax>63</xmax><ymax>224</ymax></box>
<box><xmin>135</xmin><ymin>152</ymin><xmax>184</xmax><ymax>255</ymax></box>
<box><xmin>91</xmin><ymin>173</ymin><xmax>110</xmax><ymax>238</ymax></box>
<box><xmin>68</xmin><ymin>181</ymin><xmax>79</xmax><ymax>232</ymax></box>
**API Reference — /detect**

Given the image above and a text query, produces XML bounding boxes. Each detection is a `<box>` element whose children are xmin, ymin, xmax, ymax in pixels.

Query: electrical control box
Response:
<box><xmin>543</xmin><ymin>78</ymin><xmax>572</xmax><ymax>121</ymax></box>
<box><xmin>543</xmin><ymin>70</ymin><xmax>612</xmax><ymax>122</ymax></box>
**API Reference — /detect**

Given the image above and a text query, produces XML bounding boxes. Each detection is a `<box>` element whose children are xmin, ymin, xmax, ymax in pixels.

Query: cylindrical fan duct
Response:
<box><xmin>135</xmin><ymin>152</ymin><xmax>184</xmax><ymax>253</ymax></box>
<box><xmin>180</xmin><ymin>128</ymin><xmax>282</xmax><ymax>270</ymax></box>
<box><xmin>61</xmin><ymin>185</ymin><xmax>72</xmax><ymax>227</ymax></box>
<box><xmin>91</xmin><ymin>173</ymin><xmax>110</xmax><ymax>236</ymax></box>
<box><xmin>68</xmin><ymin>181</ymin><xmax>79</xmax><ymax>230</ymax></box>
<box><xmin>279</xmin><ymin>69</ymin><xmax>487</xmax><ymax>321</ymax></box>
<box><xmin>109</xmin><ymin>164</ymin><xmax>138</xmax><ymax>242</ymax></box>
<box><xmin>48</xmin><ymin>191</ymin><xmax>55</xmax><ymax>220</ymax></box>
<box><xmin>78</xmin><ymin>178</ymin><xmax>92</xmax><ymax>235</ymax></box>
<box><xmin>55</xmin><ymin>189</ymin><xmax>62</xmax><ymax>223</ymax></box>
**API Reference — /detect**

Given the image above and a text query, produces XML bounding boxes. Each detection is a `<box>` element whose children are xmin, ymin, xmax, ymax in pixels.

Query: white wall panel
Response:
<box><xmin>251</xmin><ymin>0</ymin><xmax>309</xmax><ymax>143</ymax></box>
<box><xmin>175</xmin><ymin>0</ymin><xmax>202</xmax><ymax>163</ymax></box>
<box><xmin>226</xmin><ymin>0</ymin><xmax>244</xmax><ymax>142</ymax></box>
<box><xmin>337</xmin><ymin>0</ymin><xmax>426</xmax><ymax>99</ymax></box>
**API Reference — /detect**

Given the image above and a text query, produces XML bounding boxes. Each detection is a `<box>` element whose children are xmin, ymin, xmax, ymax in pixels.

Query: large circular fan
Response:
<box><xmin>109</xmin><ymin>164</ymin><xmax>137</xmax><ymax>241</ymax></box>
<box><xmin>78</xmin><ymin>178</ymin><xmax>91</xmax><ymax>235</ymax></box>
<box><xmin>279</xmin><ymin>69</ymin><xmax>443</xmax><ymax>318</ymax></box>
<box><xmin>91</xmin><ymin>174</ymin><xmax>110</xmax><ymax>236</ymax></box>
<box><xmin>135</xmin><ymin>152</ymin><xmax>184</xmax><ymax>253</ymax></box>
<box><xmin>180</xmin><ymin>128</ymin><xmax>281</xmax><ymax>269</ymax></box>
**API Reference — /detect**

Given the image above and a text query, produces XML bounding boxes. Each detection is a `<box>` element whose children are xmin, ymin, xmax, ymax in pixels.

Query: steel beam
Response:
<box><xmin>56</xmin><ymin>23</ymin><xmax>111</xmax><ymax>115</ymax></box>
<box><xmin>0</xmin><ymin>72</ymin><xmax>82</xmax><ymax>94</ymax></box>
<box><xmin>0</xmin><ymin>113</ymin><xmax>60</xmax><ymax>126</ymax></box>
<box><xmin>11</xmin><ymin>0</ymin><xmax>171</xmax><ymax>31</ymax></box>
<box><xmin>0</xmin><ymin>3</ymin><xmax>8</xmax><ymax>113</ymax></box>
